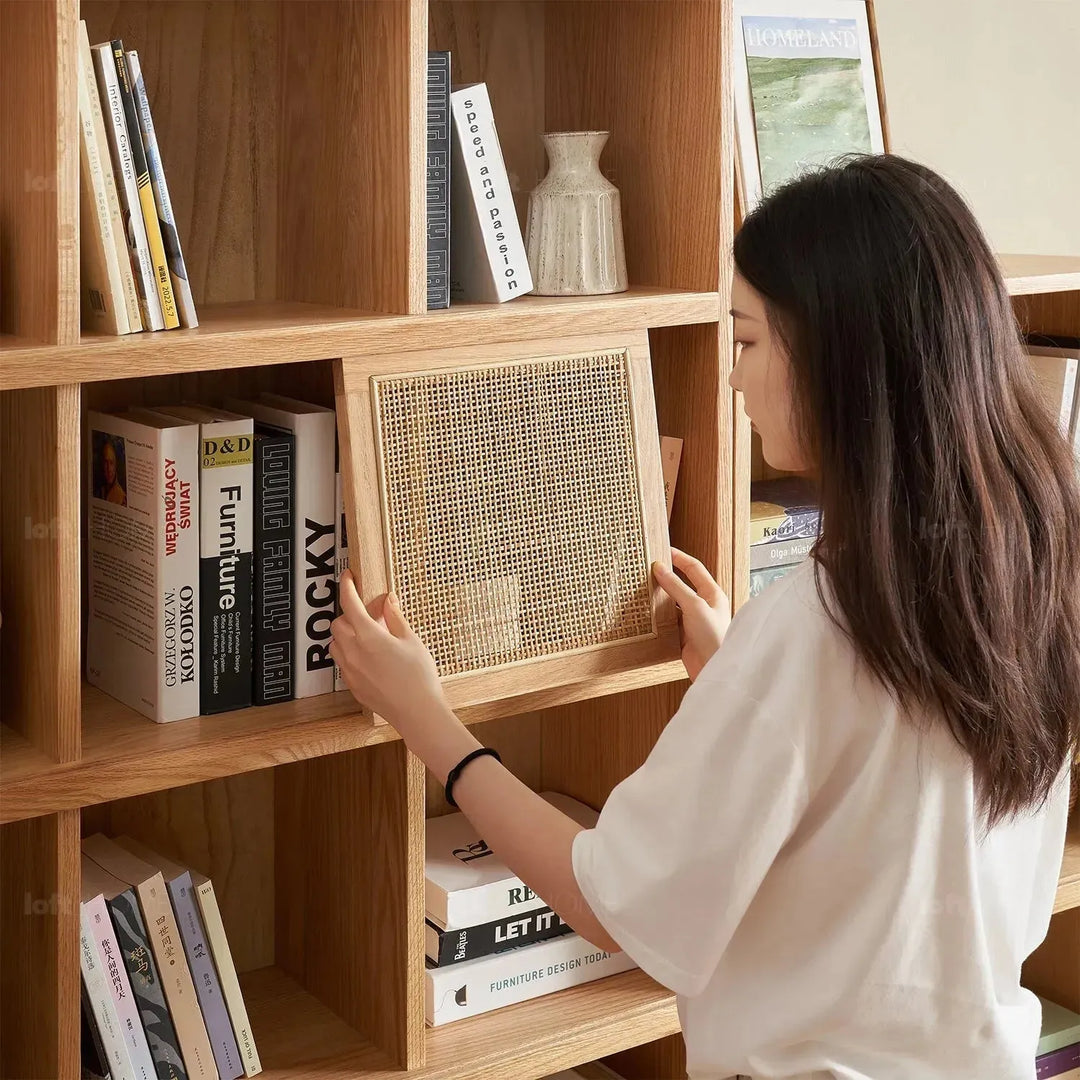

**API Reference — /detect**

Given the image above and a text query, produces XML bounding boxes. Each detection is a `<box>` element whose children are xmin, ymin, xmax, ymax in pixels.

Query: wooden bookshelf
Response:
<box><xmin>0</xmin><ymin>0</ymin><xmax>723</xmax><ymax>1077</ymax></box>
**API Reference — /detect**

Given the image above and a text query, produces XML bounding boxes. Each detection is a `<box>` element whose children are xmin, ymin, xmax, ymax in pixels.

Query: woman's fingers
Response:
<box><xmin>670</xmin><ymin>547</ymin><xmax>722</xmax><ymax>605</ymax></box>
<box><xmin>339</xmin><ymin>569</ymin><xmax>378</xmax><ymax>635</ymax></box>
<box><xmin>652</xmin><ymin>560</ymin><xmax>700</xmax><ymax>609</ymax></box>
<box><xmin>382</xmin><ymin>592</ymin><xmax>418</xmax><ymax>641</ymax></box>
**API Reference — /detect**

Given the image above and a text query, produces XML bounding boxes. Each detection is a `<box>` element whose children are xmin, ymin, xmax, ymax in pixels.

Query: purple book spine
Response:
<box><xmin>1038</xmin><ymin>1042</ymin><xmax>1080</xmax><ymax>1079</ymax></box>
<box><xmin>166</xmin><ymin>872</ymin><xmax>244</xmax><ymax>1079</ymax></box>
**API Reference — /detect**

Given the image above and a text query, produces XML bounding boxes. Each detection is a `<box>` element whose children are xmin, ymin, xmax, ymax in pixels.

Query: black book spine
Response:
<box><xmin>253</xmin><ymin>427</ymin><xmax>295</xmax><ymax>704</ymax></box>
<box><xmin>106</xmin><ymin>888</ymin><xmax>188</xmax><ymax>1080</ymax></box>
<box><xmin>426</xmin><ymin>51</ymin><xmax>451</xmax><ymax>310</ymax></box>
<box><xmin>427</xmin><ymin>905</ymin><xmax>574</xmax><ymax>967</ymax></box>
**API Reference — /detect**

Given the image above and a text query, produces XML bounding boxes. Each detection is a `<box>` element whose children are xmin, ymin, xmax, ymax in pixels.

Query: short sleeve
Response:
<box><xmin>571</xmin><ymin>675</ymin><xmax>808</xmax><ymax>998</ymax></box>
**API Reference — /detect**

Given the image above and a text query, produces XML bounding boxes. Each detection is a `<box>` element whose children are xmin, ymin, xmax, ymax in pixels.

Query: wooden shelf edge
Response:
<box><xmin>1000</xmin><ymin>254</ymin><xmax>1080</xmax><ymax>297</ymax></box>
<box><xmin>0</xmin><ymin>661</ymin><xmax>687</xmax><ymax>824</ymax></box>
<box><xmin>1055</xmin><ymin>829</ymin><xmax>1080</xmax><ymax>914</ymax></box>
<box><xmin>0</xmin><ymin>289</ymin><xmax>721</xmax><ymax>391</ymax></box>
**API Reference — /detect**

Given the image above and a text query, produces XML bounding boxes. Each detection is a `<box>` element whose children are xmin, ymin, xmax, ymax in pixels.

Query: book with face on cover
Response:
<box><xmin>426</xmin><ymin>791</ymin><xmax>598</xmax><ymax>929</ymax></box>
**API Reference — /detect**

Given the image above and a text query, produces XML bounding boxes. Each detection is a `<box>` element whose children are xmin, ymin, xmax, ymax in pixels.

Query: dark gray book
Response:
<box><xmin>425</xmin><ymin>904</ymin><xmax>573</xmax><ymax>967</ymax></box>
<box><xmin>427</xmin><ymin>51</ymin><xmax>451</xmax><ymax>310</ymax></box>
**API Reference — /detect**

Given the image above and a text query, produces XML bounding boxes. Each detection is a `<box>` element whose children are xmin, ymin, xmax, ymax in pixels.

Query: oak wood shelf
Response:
<box><xmin>1056</xmin><ymin>830</ymin><xmax>1080</xmax><ymax>915</ymax></box>
<box><xmin>999</xmin><ymin>253</ymin><xmax>1080</xmax><ymax>296</ymax></box>
<box><xmin>0</xmin><ymin>289</ymin><xmax>720</xmax><ymax>392</ymax></box>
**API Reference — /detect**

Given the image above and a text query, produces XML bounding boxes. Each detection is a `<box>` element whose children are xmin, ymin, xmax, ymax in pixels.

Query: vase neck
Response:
<box><xmin>543</xmin><ymin>131</ymin><xmax>608</xmax><ymax>174</ymax></box>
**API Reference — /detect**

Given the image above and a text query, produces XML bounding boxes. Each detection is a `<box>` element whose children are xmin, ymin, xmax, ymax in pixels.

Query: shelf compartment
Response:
<box><xmin>0</xmin><ymin>289</ymin><xmax>721</xmax><ymax>391</ymax></box>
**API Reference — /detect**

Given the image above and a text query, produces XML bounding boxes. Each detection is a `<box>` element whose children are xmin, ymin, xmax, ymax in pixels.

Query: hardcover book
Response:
<box><xmin>427</xmin><ymin>51</ymin><xmax>452</xmax><ymax>310</ymax></box>
<box><xmin>425</xmin><ymin>904</ymin><xmax>573</xmax><ymax>967</ymax></box>
<box><xmin>448</xmin><ymin>82</ymin><xmax>532</xmax><ymax>303</ymax></box>
<box><xmin>748</xmin><ymin>535</ymin><xmax>816</xmax><ymax>572</ymax></box>
<box><xmin>333</xmin><ymin>469</ymin><xmax>350</xmax><ymax>693</ymax></box>
<box><xmin>749</xmin><ymin>476</ymin><xmax>820</xmax><ymax>546</ymax></box>
<box><xmin>86</xmin><ymin>411</ymin><xmax>200</xmax><ymax>723</ymax></box>
<box><xmin>83</xmin><ymin>835</ymin><xmax>216</xmax><ymax>1080</ymax></box>
<box><xmin>125</xmin><ymin>50</ymin><xmax>198</xmax><ymax>329</ymax></box>
<box><xmin>253</xmin><ymin>425</ymin><xmax>295</xmax><ymax>704</ymax></box>
<box><xmin>426</xmin><ymin>931</ymin><xmax>636</xmax><ymax>1026</ymax></box>
<box><xmin>426</xmin><ymin>792</ymin><xmax>598</xmax><ymax>929</ymax></box>
<box><xmin>225</xmin><ymin>395</ymin><xmax>337</xmax><ymax>698</ymax></box>
<box><xmin>115</xmin><ymin>837</ymin><xmax>244</xmax><ymax>1080</ymax></box>
<box><xmin>1038</xmin><ymin>1045</ymin><xmax>1080</xmax><ymax>1079</ymax></box>
<box><xmin>1040</xmin><ymin>996</ymin><xmax>1080</xmax><ymax>1056</ymax></box>
<box><xmin>90</xmin><ymin>40</ymin><xmax>164</xmax><ymax>331</ymax></box>
<box><xmin>82</xmin><ymin>854</ymin><xmax>173</xmax><ymax>1080</ymax></box>
<box><xmin>151</xmin><ymin>406</ymin><xmax>255</xmax><ymax>713</ymax></box>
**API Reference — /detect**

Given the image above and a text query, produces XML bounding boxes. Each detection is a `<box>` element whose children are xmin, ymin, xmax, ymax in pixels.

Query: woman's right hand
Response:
<box><xmin>652</xmin><ymin>547</ymin><xmax>731</xmax><ymax>682</ymax></box>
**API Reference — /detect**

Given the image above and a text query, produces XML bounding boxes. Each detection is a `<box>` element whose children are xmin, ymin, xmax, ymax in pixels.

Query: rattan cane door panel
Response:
<box><xmin>334</xmin><ymin>332</ymin><xmax>679</xmax><ymax>713</ymax></box>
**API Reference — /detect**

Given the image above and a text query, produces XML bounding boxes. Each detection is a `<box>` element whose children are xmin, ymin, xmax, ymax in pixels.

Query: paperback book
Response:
<box><xmin>427</xmin><ymin>51</ymin><xmax>452</xmax><ymax>310</ymax></box>
<box><xmin>426</xmin><ymin>904</ymin><xmax>573</xmax><ymax>967</ymax></box>
<box><xmin>749</xmin><ymin>476</ymin><xmax>820</xmax><ymax>546</ymax></box>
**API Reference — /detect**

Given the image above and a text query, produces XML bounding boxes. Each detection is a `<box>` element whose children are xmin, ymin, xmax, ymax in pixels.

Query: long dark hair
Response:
<box><xmin>734</xmin><ymin>154</ymin><xmax>1080</xmax><ymax>827</ymax></box>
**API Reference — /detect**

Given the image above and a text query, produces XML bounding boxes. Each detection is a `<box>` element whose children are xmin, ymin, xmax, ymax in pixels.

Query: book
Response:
<box><xmin>114</xmin><ymin>837</ymin><xmax>244</xmax><ymax>1080</ymax></box>
<box><xmin>425</xmin><ymin>904</ymin><xmax>574</xmax><ymax>967</ymax></box>
<box><xmin>79</xmin><ymin>851</ymin><xmax>173</xmax><ymax>1080</ymax></box>
<box><xmin>448</xmin><ymin>82</ymin><xmax>532</xmax><ymax>303</ymax></box>
<box><xmin>333</xmin><ymin>469</ymin><xmax>349</xmax><ymax>694</ymax></box>
<box><xmin>1041</xmin><ymin>997</ymin><xmax>1080</xmax><ymax>1056</ymax></box>
<box><xmin>1039</xmin><ymin>1045</ymin><xmax>1080</xmax><ymax>1079</ymax></box>
<box><xmin>426</xmin><ymin>792</ymin><xmax>598</xmax><ymax>929</ymax></box>
<box><xmin>660</xmin><ymin>436</ymin><xmax>683</xmax><ymax>523</ymax></box>
<box><xmin>83</xmin><ymin>835</ymin><xmax>217</xmax><ymax>1080</ymax></box>
<box><xmin>427</xmin><ymin>51</ymin><xmax>452</xmax><ymax>310</ymax></box>
<box><xmin>426</xmin><ymin>931</ymin><xmax>636</xmax><ymax>1026</ymax></box>
<box><xmin>86</xmin><ymin>411</ymin><xmax>200</xmax><ymax>723</ymax></box>
<box><xmin>188</xmin><ymin>869</ymin><xmax>262</xmax><ymax>1077</ymax></box>
<box><xmin>749</xmin><ymin>476</ymin><xmax>820</xmax><ymax>546</ymax></box>
<box><xmin>77</xmin><ymin>22</ymin><xmax>130</xmax><ymax>336</ymax></box>
<box><xmin>749</xmin><ymin>562</ymin><xmax>800</xmax><ymax>598</ymax></box>
<box><xmin>1028</xmin><ymin>345</ymin><xmax>1080</xmax><ymax>442</ymax></box>
<box><xmin>125</xmin><ymin>50</ymin><xmax>198</xmax><ymax>329</ymax></box>
<box><xmin>748</xmin><ymin>535</ymin><xmax>816</xmax><ymax>572</ymax></box>
<box><xmin>108</xmin><ymin>40</ymin><xmax>179</xmax><ymax>329</ymax></box>
<box><xmin>90</xmin><ymin>41</ymin><xmax>164</xmax><ymax>331</ymax></box>
<box><xmin>80</xmin><ymin>986</ymin><xmax>115</xmax><ymax>1080</ymax></box>
<box><xmin>253</xmin><ymin>425</ymin><xmax>295</xmax><ymax>704</ymax></box>
<box><xmin>224</xmin><ymin>395</ymin><xmax>337</xmax><ymax>698</ymax></box>
<box><xmin>151</xmin><ymin>406</ymin><xmax>255</xmax><ymax>713</ymax></box>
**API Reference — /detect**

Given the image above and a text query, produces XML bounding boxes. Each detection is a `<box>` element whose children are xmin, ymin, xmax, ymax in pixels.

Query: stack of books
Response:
<box><xmin>424</xmin><ymin>792</ymin><xmax>636</xmax><ymax>1026</ymax></box>
<box><xmin>86</xmin><ymin>394</ymin><xmax>344</xmax><ymax>723</ymax></box>
<box><xmin>748</xmin><ymin>476</ymin><xmax>820</xmax><ymax>596</ymax></box>
<box><xmin>79</xmin><ymin>834</ymin><xmax>261</xmax><ymax>1080</ymax></box>
<box><xmin>1038</xmin><ymin>995</ymin><xmax>1080</xmax><ymax>1078</ymax></box>
<box><xmin>426</xmin><ymin>51</ymin><xmax>533</xmax><ymax>309</ymax></box>
<box><xmin>78</xmin><ymin>21</ymin><xmax>197</xmax><ymax>335</ymax></box>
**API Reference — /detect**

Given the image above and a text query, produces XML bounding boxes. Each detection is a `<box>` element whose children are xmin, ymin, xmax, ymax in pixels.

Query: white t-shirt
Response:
<box><xmin>572</xmin><ymin>558</ymin><xmax>1071</xmax><ymax>1080</ymax></box>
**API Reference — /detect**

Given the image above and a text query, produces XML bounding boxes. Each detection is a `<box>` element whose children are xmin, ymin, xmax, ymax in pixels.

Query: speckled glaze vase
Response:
<box><xmin>525</xmin><ymin>131</ymin><xmax>628</xmax><ymax>296</ymax></box>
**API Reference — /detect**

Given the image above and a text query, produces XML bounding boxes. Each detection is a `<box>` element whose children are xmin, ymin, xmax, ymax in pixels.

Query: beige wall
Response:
<box><xmin>873</xmin><ymin>0</ymin><xmax>1080</xmax><ymax>257</ymax></box>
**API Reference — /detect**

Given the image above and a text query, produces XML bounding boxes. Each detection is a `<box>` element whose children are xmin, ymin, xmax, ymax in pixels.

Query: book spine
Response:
<box><xmin>748</xmin><ymin>535</ymin><xmax>816</xmax><ymax>572</ymax></box>
<box><xmin>105</xmin><ymin>887</ymin><xmax>189</xmax><ymax>1080</ymax></box>
<box><xmin>136</xmin><ymin>877</ymin><xmax>216</xmax><ymax>1080</ymax></box>
<box><xmin>427</xmin><ymin>906</ymin><xmax>574</xmax><ymax>967</ymax></box>
<box><xmin>426</xmin><ymin>51</ymin><xmax>451</xmax><ymax>310</ymax></box>
<box><xmin>80</xmin><ymin>904</ymin><xmax>136</xmax><ymax>1080</ymax></box>
<box><xmin>293</xmin><ymin>414</ymin><xmax>336</xmax><ymax>698</ymax></box>
<box><xmin>90</xmin><ymin>42</ymin><xmax>164</xmax><ymax>331</ymax></box>
<box><xmin>253</xmin><ymin>432</ymin><xmax>295</xmax><ymax>704</ymax></box>
<box><xmin>77</xmin><ymin>27</ymin><xmax>129</xmax><ymax>336</ymax></box>
<box><xmin>449</xmin><ymin>84</ymin><xmax>532</xmax><ymax>303</ymax></box>
<box><xmin>125</xmin><ymin>50</ymin><xmax>199</xmax><ymax>329</ymax></box>
<box><xmin>84</xmin><ymin>895</ymin><xmax>156</xmax><ymax>1080</ymax></box>
<box><xmin>80</xmin><ymin>22</ymin><xmax>141</xmax><ymax>332</ymax></box>
<box><xmin>110</xmin><ymin>41</ymin><xmax>179</xmax><ymax>329</ymax></box>
<box><xmin>1038</xmin><ymin>1043</ymin><xmax>1080</xmax><ymax>1079</ymax></box>
<box><xmin>426</xmin><ymin>933</ymin><xmax>635</xmax><ymax>1025</ymax></box>
<box><xmin>198</xmin><ymin>421</ymin><xmax>254</xmax><ymax>713</ymax></box>
<box><xmin>748</xmin><ymin>563</ymin><xmax>800</xmax><ymax>598</ymax></box>
<box><xmin>442</xmin><ymin>879</ymin><xmax>548</xmax><ymax>930</ymax></box>
<box><xmin>333</xmin><ymin>470</ymin><xmax>349</xmax><ymax>693</ymax></box>
<box><xmin>193</xmin><ymin>879</ymin><xmax>262</xmax><ymax>1077</ymax></box>
<box><xmin>159</xmin><ymin>426</ymin><xmax>200</xmax><ymax>721</ymax></box>
<box><xmin>659</xmin><ymin>436</ymin><xmax>682</xmax><ymax>524</ymax></box>
<box><xmin>167</xmin><ymin>874</ymin><xmax>244</xmax><ymax>1079</ymax></box>
<box><xmin>81</xmin><ymin>982</ymin><xmax>118</xmax><ymax>1080</ymax></box>
<box><xmin>749</xmin><ymin>509</ymin><xmax>821</xmax><ymax>546</ymax></box>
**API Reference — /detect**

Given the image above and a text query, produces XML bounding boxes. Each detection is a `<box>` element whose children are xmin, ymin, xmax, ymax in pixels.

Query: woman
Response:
<box><xmin>330</xmin><ymin>155</ymin><xmax>1080</xmax><ymax>1079</ymax></box>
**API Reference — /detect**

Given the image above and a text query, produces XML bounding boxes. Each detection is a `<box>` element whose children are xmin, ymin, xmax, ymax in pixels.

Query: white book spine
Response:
<box><xmin>425</xmin><ymin>933</ymin><xmax>636</xmax><ymax>1026</ymax></box>
<box><xmin>79</xmin><ymin>22</ymin><xmax>141</xmax><ymax>333</ymax></box>
<box><xmin>80</xmin><ymin>905</ymin><xmax>137</xmax><ymax>1080</ymax></box>
<box><xmin>84</xmin><ymin>896</ymin><xmax>156</xmax><ymax>1080</ymax></box>
<box><xmin>433</xmin><ymin>880</ymin><xmax>547</xmax><ymax>931</ymax></box>
<box><xmin>158</xmin><ymin>425</ymin><xmax>200</xmax><ymax>720</ymax></box>
<box><xmin>77</xmin><ymin>28</ymin><xmax>129</xmax><ymax>336</ymax></box>
<box><xmin>126</xmin><ymin>50</ymin><xmax>199</xmax><ymax>329</ymax></box>
<box><xmin>449</xmin><ymin>83</ymin><xmax>532</xmax><ymax>303</ymax></box>
<box><xmin>90</xmin><ymin>41</ymin><xmax>165</xmax><ymax>331</ymax></box>
<box><xmin>333</xmin><ymin>470</ymin><xmax>350</xmax><ymax>693</ymax></box>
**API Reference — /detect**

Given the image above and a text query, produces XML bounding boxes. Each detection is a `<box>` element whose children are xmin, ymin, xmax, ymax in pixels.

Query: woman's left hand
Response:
<box><xmin>329</xmin><ymin>570</ymin><xmax>450</xmax><ymax>739</ymax></box>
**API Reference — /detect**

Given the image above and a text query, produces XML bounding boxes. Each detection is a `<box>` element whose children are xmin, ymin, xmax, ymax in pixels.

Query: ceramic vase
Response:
<box><xmin>525</xmin><ymin>131</ymin><xmax>628</xmax><ymax>296</ymax></box>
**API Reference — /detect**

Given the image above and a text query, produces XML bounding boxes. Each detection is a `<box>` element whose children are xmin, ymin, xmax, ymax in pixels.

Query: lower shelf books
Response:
<box><xmin>426</xmin><ymin>931</ymin><xmax>636</xmax><ymax>1026</ymax></box>
<box><xmin>1039</xmin><ymin>994</ymin><xmax>1080</xmax><ymax>1079</ymax></box>
<box><xmin>749</xmin><ymin>562</ymin><xmax>801</xmax><ymax>598</ymax></box>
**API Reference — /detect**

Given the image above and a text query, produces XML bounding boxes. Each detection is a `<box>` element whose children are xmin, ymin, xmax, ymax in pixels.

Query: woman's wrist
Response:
<box><xmin>407</xmin><ymin>702</ymin><xmax>483</xmax><ymax>786</ymax></box>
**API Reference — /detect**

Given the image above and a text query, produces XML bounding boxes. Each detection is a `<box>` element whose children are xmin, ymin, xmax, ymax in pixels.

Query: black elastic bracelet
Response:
<box><xmin>445</xmin><ymin>746</ymin><xmax>502</xmax><ymax>808</ymax></box>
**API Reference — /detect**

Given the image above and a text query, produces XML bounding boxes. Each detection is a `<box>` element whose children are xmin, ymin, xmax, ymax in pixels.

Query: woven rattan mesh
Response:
<box><xmin>372</xmin><ymin>351</ymin><xmax>654</xmax><ymax>677</ymax></box>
